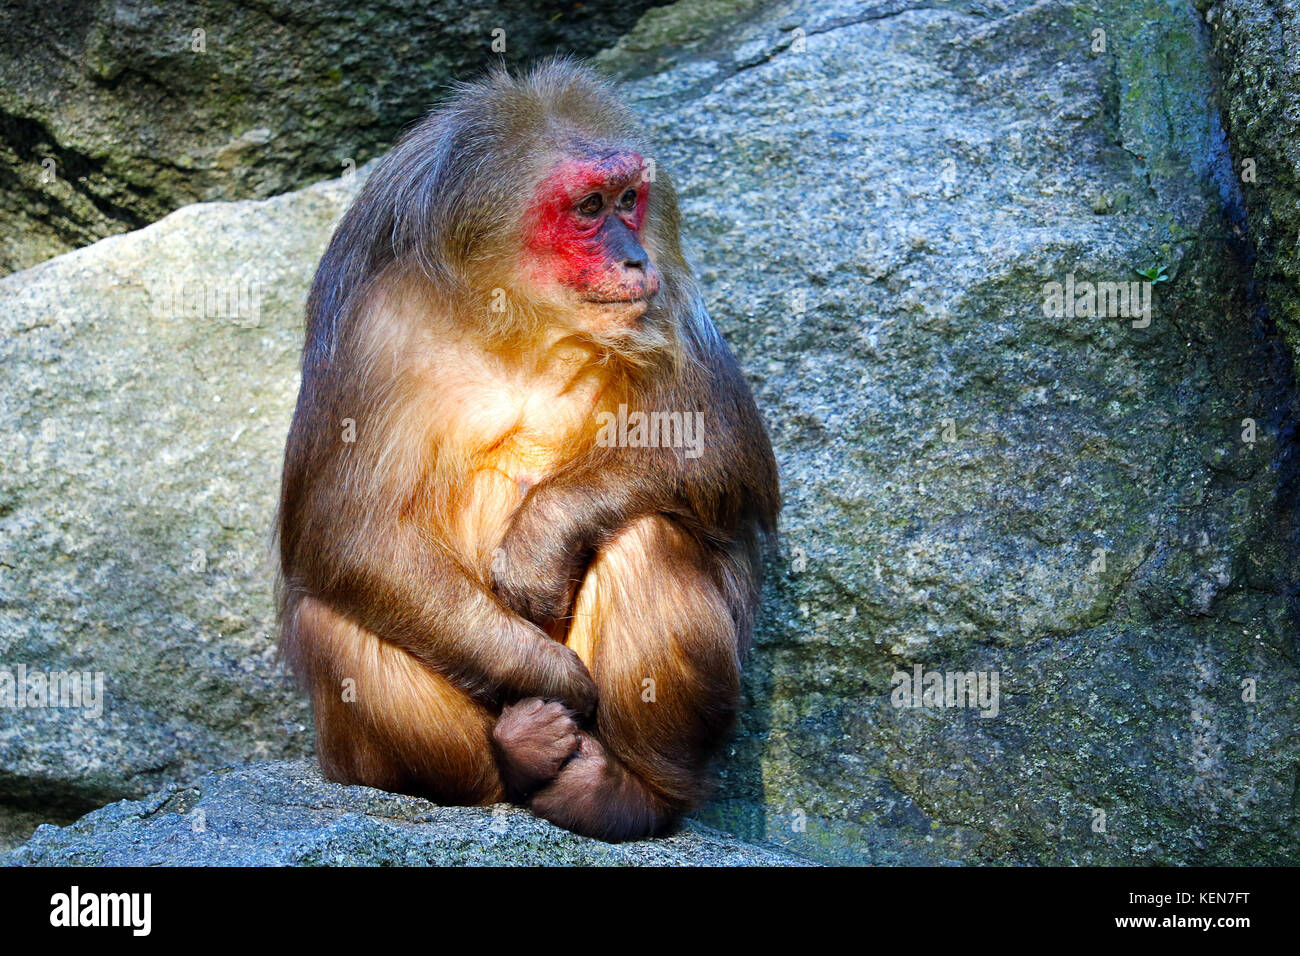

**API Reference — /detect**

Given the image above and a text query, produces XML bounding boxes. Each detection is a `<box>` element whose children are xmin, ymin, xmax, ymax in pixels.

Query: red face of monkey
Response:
<box><xmin>522</xmin><ymin>151</ymin><xmax>661</xmax><ymax>326</ymax></box>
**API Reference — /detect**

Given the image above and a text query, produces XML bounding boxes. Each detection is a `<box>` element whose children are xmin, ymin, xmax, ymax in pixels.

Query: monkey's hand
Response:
<box><xmin>492</xmin><ymin>510</ymin><xmax>590</xmax><ymax>627</ymax></box>
<box><xmin>498</xmin><ymin>629</ymin><xmax>598</xmax><ymax>717</ymax></box>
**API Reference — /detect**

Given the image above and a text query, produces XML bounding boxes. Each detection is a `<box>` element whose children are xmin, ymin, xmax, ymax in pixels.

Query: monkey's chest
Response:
<box><xmin>477</xmin><ymin>447</ymin><xmax>548</xmax><ymax>502</ymax></box>
<box><xmin>447</xmin><ymin>448</ymin><xmax>559</xmax><ymax>575</ymax></box>
<box><xmin>441</xmin><ymin>389</ymin><xmax>600</xmax><ymax>572</ymax></box>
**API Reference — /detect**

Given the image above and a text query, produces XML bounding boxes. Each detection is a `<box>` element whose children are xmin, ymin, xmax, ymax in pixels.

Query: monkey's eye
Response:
<box><xmin>618</xmin><ymin>189</ymin><xmax>638</xmax><ymax>211</ymax></box>
<box><xmin>577</xmin><ymin>193</ymin><xmax>603</xmax><ymax>215</ymax></box>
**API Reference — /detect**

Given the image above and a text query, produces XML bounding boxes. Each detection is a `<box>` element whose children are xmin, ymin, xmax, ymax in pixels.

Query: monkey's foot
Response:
<box><xmin>492</xmin><ymin>698</ymin><xmax>580</xmax><ymax>795</ymax></box>
<box><xmin>528</xmin><ymin>734</ymin><xmax>668</xmax><ymax>842</ymax></box>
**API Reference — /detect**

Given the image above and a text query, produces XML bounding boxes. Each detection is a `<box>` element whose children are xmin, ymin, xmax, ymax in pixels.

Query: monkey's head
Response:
<box><xmin>519</xmin><ymin>148</ymin><xmax>661</xmax><ymax>332</ymax></box>
<box><xmin>329</xmin><ymin>59</ymin><xmax>692</xmax><ymax>357</ymax></box>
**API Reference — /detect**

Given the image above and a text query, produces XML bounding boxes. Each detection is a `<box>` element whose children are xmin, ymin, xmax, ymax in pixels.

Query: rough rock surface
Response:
<box><xmin>0</xmin><ymin>171</ymin><xmax>366</xmax><ymax>830</ymax></box>
<box><xmin>1</xmin><ymin>760</ymin><xmax>810</xmax><ymax>865</ymax></box>
<box><xmin>0</xmin><ymin>0</ymin><xmax>658</xmax><ymax>275</ymax></box>
<box><xmin>1207</xmin><ymin>0</ymin><xmax>1300</xmax><ymax>379</ymax></box>
<box><xmin>2</xmin><ymin>0</ymin><xmax>1298</xmax><ymax>864</ymax></box>
<box><xmin>616</xmin><ymin>0</ymin><xmax>1300</xmax><ymax>864</ymax></box>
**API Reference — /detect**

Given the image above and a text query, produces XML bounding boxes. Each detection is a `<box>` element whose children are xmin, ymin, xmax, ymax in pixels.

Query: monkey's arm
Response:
<box><xmin>286</xmin><ymin>507</ymin><xmax>598</xmax><ymax>714</ymax></box>
<box><xmin>493</xmin><ymin>341</ymin><xmax>779</xmax><ymax>625</ymax></box>
<box><xmin>490</xmin><ymin>460</ymin><xmax>646</xmax><ymax>624</ymax></box>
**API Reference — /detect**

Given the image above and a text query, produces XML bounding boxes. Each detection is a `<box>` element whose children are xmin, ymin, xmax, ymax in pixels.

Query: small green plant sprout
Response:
<box><xmin>1133</xmin><ymin>263</ymin><xmax>1170</xmax><ymax>284</ymax></box>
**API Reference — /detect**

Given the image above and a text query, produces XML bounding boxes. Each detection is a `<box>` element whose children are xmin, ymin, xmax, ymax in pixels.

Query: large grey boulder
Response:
<box><xmin>2</xmin><ymin>0</ymin><xmax>1297</xmax><ymax>864</ymax></box>
<box><xmin>0</xmin><ymin>0</ymin><xmax>659</xmax><ymax>275</ymax></box>
<box><xmin>601</xmin><ymin>0</ymin><xmax>1300</xmax><ymax>864</ymax></box>
<box><xmin>0</xmin><ymin>171</ymin><xmax>365</xmax><ymax>834</ymax></box>
<box><xmin>2</xmin><ymin>760</ymin><xmax>810</xmax><ymax>865</ymax></box>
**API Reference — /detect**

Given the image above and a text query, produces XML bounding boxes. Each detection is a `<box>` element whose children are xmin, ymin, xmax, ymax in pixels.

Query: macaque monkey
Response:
<box><xmin>277</xmin><ymin>59</ymin><xmax>779</xmax><ymax>841</ymax></box>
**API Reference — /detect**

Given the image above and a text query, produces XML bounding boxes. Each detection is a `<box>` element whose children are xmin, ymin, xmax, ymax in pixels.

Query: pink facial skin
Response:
<box><xmin>523</xmin><ymin>151</ymin><xmax>661</xmax><ymax>304</ymax></box>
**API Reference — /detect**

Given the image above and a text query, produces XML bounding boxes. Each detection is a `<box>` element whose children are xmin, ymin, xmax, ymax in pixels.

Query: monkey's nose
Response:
<box><xmin>622</xmin><ymin>256</ymin><xmax>646</xmax><ymax>271</ymax></box>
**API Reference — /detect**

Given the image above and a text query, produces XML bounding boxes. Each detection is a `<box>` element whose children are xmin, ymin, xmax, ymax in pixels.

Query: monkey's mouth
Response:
<box><xmin>581</xmin><ymin>271</ymin><xmax>661</xmax><ymax>305</ymax></box>
<box><xmin>581</xmin><ymin>293</ymin><xmax>652</xmax><ymax>305</ymax></box>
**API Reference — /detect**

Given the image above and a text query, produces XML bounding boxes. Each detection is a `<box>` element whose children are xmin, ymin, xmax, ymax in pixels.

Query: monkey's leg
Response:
<box><xmin>526</xmin><ymin>515</ymin><xmax>742</xmax><ymax>841</ymax></box>
<box><xmin>284</xmin><ymin>595</ymin><xmax>505</xmax><ymax>805</ymax></box>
